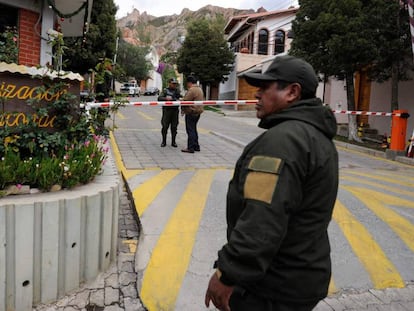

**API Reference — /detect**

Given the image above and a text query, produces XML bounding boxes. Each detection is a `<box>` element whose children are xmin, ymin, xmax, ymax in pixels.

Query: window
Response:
<box><xmin>0</xmin><ymin>4</ymin><xmax>18</xmax><ymax>63</ymax></box>
<box><xmin>274</xmin><ymin>30</ymin><xmax>285</xmax><ymax>54</ymax></box>
<box><xmin>258</xmin><ymin>29</ymin><xmax>268</xmax><ymax>55</ymax></box>
<box><xmin>0</xmin><ymin>4</ymin><xmax>18</xmax><ymax>33</ymax></box>
<box><xmin>248</xmin><ymin>31</ymin><xmax>254</xmax><ymax>53</ymax></box>
<box><xmin>231</xmin><ymin>42</ymin><xmax>240</xmax><ymax>52</ymax></box>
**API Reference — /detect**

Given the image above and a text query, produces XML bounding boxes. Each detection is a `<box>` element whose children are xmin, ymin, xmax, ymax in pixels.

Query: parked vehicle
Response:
<box><xmin>80</xmin><ymin>90</ymin><xmax>94</xmax><ymax>102</ymax></box>
<box><xmin>143</xmin><ymin>86</ymin><xmax>160</xmax><ymax>96</ymax></box>
<box><xmin>120</xmin><ymin>82</ymin><xmax>140</xmax><ymax>97</ymax></box>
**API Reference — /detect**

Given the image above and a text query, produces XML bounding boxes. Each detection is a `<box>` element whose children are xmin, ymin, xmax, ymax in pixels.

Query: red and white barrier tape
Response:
<box><xmin>331</xmin><ymin>110</ymin><xmax>400</xmax><ymax>117</ymax></box>
<box><xmin>83</xmin><ymin>100</ymin><xmax>258</xmax><ymax>108</ymax></box>
<box><xmin>81</xmin><ymin>100</ymin><xmax>402</xmax><ymax>117</ymax></box>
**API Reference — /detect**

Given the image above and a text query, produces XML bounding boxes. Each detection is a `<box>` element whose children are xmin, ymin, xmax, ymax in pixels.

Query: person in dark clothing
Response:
<box><xmin>205</xmin><ymin>55</ymin><xmax>339</xmax><ymax>311</ymax></box>
<box><xmin>181</xmin><ymin>76</ymin><xmax>204</xmax><ymax>153</ymax></box>
<box><xmin>158</xmin><ymin>78</ymin><xmax>181</xmax><ymax>147</ymax></box>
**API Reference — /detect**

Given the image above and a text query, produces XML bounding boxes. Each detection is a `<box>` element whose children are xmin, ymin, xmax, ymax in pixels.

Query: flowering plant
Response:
<box><xmin>0</xmin><ymin>135</ymin><xmax>108</xmax><ymax>192</ymax></box>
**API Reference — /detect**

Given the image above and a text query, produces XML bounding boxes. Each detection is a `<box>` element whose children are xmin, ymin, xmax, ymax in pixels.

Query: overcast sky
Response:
<box><xmin>114</xmin><ymin>0</ymin><xmax>298</xmax><ymax>19</ymax></box>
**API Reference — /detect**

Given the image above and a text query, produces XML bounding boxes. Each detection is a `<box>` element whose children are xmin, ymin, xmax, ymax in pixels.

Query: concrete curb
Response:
<box><xmin>334</xmin><ymin>140</ymin><xmax>414</xmax><ymax>166</ymax></box>
<box><xmin>210</xmin><ymin>131</ymin><xmax>246</xmax><ymax>148</ymax></box>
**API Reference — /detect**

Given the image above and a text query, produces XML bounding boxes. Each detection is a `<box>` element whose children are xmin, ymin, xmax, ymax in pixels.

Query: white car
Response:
<box><xmin>120</xmin><ymin>82</ymin><xmax>140</xmax><ymax>97</ymax></box>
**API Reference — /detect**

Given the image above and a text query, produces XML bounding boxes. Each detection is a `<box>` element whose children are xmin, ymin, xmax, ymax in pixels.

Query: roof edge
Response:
<box><xmin>0</xmin><ymin>62</ymin><xmax>84</xmax><ymax>81</ymax></box>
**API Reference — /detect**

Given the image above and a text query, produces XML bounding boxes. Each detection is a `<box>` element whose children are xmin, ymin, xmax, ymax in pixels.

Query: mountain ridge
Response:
<box><xmin>116</xmin><ymin>5</ymin><xmax>259</xmax><ymax>55</ymax></box>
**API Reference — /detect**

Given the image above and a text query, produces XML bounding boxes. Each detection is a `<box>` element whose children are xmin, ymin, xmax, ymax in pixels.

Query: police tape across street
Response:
<box><xmin>81</xmin><ymin>100</ymin><xmax>404</xmax><ymax>117</ymax></box>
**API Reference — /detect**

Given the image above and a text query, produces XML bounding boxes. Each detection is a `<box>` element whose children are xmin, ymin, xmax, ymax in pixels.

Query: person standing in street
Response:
<box><xmin>158</xmin><ymin>78</ymin><xmax>181</xmax><ymax>147</ymax></box>
<box><xmin>204</xmin><ymin>55</ymin><xmax>339</xmax><ymax>311</ymax></box>
<box><xmin>181</xmin><ymin>76</ymin><xmax>204</xmax><ymax>153</ymax></box>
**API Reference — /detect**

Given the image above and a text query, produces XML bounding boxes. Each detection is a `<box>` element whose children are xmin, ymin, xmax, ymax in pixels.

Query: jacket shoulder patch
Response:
<box><xmin>248</xmin><ymin>156</ymin><xmax>283</xmax><ymax>174</ymax></box>
<box><xmin>244</xmin><ymin>156</ymin><xmax>283</xmax><ymax>204</ymax></box>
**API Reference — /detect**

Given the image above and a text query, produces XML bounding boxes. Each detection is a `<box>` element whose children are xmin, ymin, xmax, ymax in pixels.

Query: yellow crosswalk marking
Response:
<box><xmin>133</xmin><ymin>170</ymin><xmax>180</xmax><ymax>217</ymax></box>
<box><xmin>370</xmin><ymin>170</ymin><xmax>414</xmax><ymax>182</ymax></box>
<box><xmin>341</xmin><ymin>175</ymin><xmax>414</xmax><ymax>197</ymax></box>
<box><xmin>332</xmin><ymin>200</ymin><xmax>405</xmax><ymax>289</ymax></box>
<box><xmin>344</xmin><ymin>186</ymin><xmax>414</xmax><ymax>253</ymax></box>
<box><xmin>344</xmin><ymin>170</ymin><xmax>414</xmax><ymax>188</ymax></box>
<box><xmin>140</xmin><ymin>169</ymin><xmax>215</xmax><ymax>311</ymax></box>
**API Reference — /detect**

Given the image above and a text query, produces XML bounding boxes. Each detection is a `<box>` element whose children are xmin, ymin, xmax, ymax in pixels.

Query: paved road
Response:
<box><xmin>110</xmin><ymin>103</ymin><xmax>414</xmax><ymax>311</ymax></box>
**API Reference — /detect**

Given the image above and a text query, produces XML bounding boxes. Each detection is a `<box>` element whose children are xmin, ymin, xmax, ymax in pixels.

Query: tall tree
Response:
<box><xmin>116</xmin><ymin>40</ymin><xmax>151</xmax><ymax>82</ymax></box>
<box><xmin>367</xmin><ymin>0</ymin><xmax>413</xmax><ymax>111</ymax></box>
<box><xmin>64</xmin><ymin>0</ymin><xmax>118</xmax><ymax>74</ymax></box>
<box><xmin>291</xmin><ymin>0</ymin><xmax>382</xmax><ymax>141</ymax></box>
<box><xmin>291</xmin><ymin>0</ymin><xmax>414</xmax><ymax>140</ymax></box>
<box><xmin>176</xmin><ymin>17</ymin><xmax>235</xmax><ymax>93</ymax></box>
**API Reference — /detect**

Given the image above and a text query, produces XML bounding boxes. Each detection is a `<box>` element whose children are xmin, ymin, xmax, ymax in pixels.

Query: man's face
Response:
<box><xmin>254</xmin><ymin>81</ymin><xmax>299</xmax><ymax>119</ymax></box>
<box><xmin>169</xmin><ymin>82</ymin><xmax>177</xmax><ymax>89</ymax></box>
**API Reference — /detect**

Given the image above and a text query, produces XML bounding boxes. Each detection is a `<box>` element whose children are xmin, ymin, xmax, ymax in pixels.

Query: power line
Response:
<box><xmin>267</xmin><ymin>0</ymin><xmax>298</xmax><ymax>11</ymax></box>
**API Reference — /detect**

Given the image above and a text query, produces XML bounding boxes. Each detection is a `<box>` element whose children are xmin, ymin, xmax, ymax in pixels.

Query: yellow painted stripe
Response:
<box><xmin>371</xmin><ymin>170</ymin><xmax>414</xmax><ymax>183</ymax></box>
<box><xmin>109</xmin><ymin>131</ymin><xmax>126</xmax><ymax>176</ymax></box>
<box><xmin>140</xmin><ymin>169</ymin><xmax>215</xmax><ymax>311</ymax></box>
<box><xmin>198</xmin><ymin>126</ymin><xmax>210</xmax><ymax>134</ymax></box>
<box><xmin>344</xmin><ymin>186</ymin><xmax>414</xmax><ymax>253</ymax></box>
<box><xmin>133</xmin><ymin>170</ymin><xmax>180</xmax><ymax>217</ymax></box>
<box><xmin>328</xmin><ymin>278</ymin><xmax>337</xmax><ymax>295</ymax></box>
<box><xmin>345</xmin><ymin>170</ymin><xmax>414</xmax><ymax>188</ymax></box>
<box><xmin>341</xmin><ymin>175</ymin><xmax>414</xmax><ymax>197</ymax></box>
<box><xmin>332</xmin><ymin>200</ymin><xmax>404</xmax><ymax>289</ymax></box>
<box><xmin>124</xmin><ymin>169</ymin><xmax>144</xmax><ymax>180</ymax></box>
<box><xmin>116</xmin><ymin>111</ymin><xmax>126</xmax><ymax>119</ymax></box>
<box><xmin>110</xmin><ymin>131</ymin><xmax>144</xmax><ymax>181</ymax></box>
<box><xmin>136</xmin><ymin>110</ymin><xmax>155</xmax><ymax>120</ymax></box>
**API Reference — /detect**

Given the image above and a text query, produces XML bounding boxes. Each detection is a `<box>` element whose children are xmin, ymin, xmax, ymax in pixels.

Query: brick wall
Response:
<box><xmin>18</xmin><ymin>9</ymin><xmax>41</xmax><ymax>66</ymax></box>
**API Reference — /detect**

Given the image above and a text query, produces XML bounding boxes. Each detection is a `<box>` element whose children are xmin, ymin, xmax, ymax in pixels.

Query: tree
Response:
<box><xmin>64</xmin><ymin>0</ymin><xmax>118</xmax><ymax>74</ymax></box>
<box><xmin>367</xmin><ymin>0</ymin><xmax>413</xmax><ymax>111</ymax></box>
<box><xmin>291</xmin><ymin>0</ymin><xmax>414</xmax><ymax>141</ymax></box>
<box><xmin>291</xmin><ymin>0</ymin><xmax>381</xmax><ymax>141</ymax></box>
<box><xmin>116</xmin><ymin>40</ymin><xmax>151</xmax><ymax>82</ymax></box>
<box><xmin>176</xmin><ymin>17</ymin><xmax>235</xmax><ymax>94</ymax></box>
<box><xmin>160</xmin><ymin>51</ymin><xmax>178</xmax><ymax>66</ymax></box>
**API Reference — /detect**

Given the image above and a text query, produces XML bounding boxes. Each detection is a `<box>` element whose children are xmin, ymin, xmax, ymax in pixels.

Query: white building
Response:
<box><xmin>220</xmin><ymin>7</ymin><xmax>414</xmax><ymax>143</ymax></box>
<box><xmin>144</xmin><ymin>45</ymin><xmax>163</xmax><ymax>90</ymax></box>
<box><xmin>220</xmin><ymin>7</ymin><xmax>297</xmax><ymax>100</ymax></box>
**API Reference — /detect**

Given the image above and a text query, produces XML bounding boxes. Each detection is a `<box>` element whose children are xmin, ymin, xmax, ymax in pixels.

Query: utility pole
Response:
<box><xmin>112</xmin><ymin>36</ymin><xmax>119</xmax><ymax>91</ymax></box>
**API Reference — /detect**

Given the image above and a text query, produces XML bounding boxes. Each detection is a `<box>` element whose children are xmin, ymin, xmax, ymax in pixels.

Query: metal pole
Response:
<box><xmin>112</xmin><ymin>36</ymin><xmax>119</xmax><ymax>92</ymax></box>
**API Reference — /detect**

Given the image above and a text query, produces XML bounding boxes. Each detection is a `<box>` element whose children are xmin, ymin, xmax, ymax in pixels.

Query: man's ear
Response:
<box><xmin>286</xmin><ymin>83</ymin><xmax>302</xmax><ymax>102</ymax></box>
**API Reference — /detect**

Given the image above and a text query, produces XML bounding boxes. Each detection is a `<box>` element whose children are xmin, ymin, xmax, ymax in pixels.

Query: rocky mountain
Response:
<box><xmin>116</xmin><ymin>5</ymin><xmax>257</xmax><ymax>56</ymax></box>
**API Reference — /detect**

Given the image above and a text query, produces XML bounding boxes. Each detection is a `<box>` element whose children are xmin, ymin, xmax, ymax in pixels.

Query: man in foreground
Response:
<box><xmin>205</xmin><ymin>55</ymin><xmax>339</xmax><ymax>311</ymax></box>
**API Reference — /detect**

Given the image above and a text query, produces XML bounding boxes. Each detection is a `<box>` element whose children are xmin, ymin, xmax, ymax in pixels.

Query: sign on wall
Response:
<box><xmin>0</xmin><ymin>71</ymin><xmax>80</xmax><ymax>131</ymax></box>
